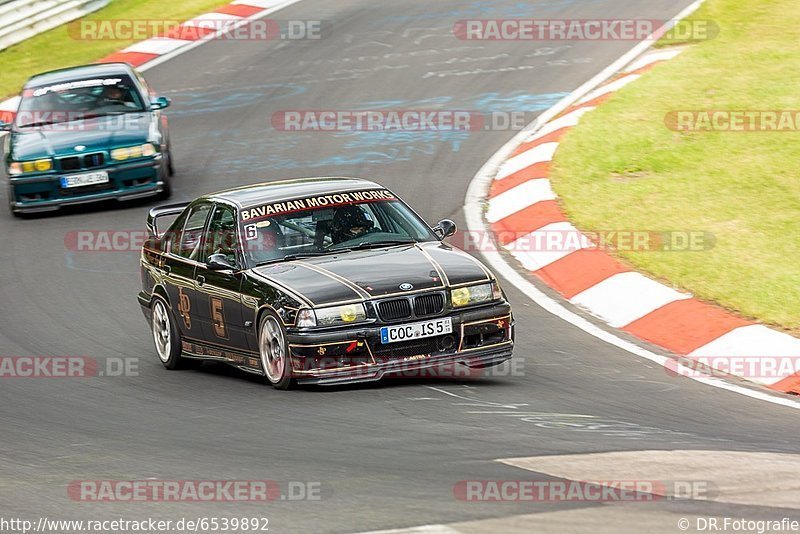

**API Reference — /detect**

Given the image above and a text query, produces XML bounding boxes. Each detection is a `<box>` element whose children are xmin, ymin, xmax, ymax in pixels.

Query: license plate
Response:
<box><xmin>60</xmin><ymin>171</ymin><xmax>109</xmax><ymax>189</ymax></box>
<box><xmin>380</xmin><ymin>317</ymin><xmax>453</xmax><ymax>344</ymax></box>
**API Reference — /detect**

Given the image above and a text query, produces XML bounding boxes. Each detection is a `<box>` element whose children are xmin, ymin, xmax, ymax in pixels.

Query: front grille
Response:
<box><xmin>378</xmin><ymin>299</ymin><xmax>411</xmax><ymax>321</ymax></box>
<box><xmin>378</xmin><ymin>292</ymin><xmax>445</xmax><ymax>322</ymax></box>
<box><xmin>58</xmin><ymin>153</ymin><xmax>105</xmax><ymax>172</ymax></box>
<box><xmin>84</xmin><ymin>153</ymin><xmax>105</xmax><ymax>168</ymax></box>
<box><xmin>60</xmin><ymin>157</ymin><xmax>81</xmax><ymax>172</ymax></box>
<box><xmin>414</xmin><ymin>293</ymin><xmax>444</xmax><ymax>317</ymax></box>
<box><xmin>372</xmin><ymin>334</ymin><xmax>458</xmax><ymax>361</ymax></box>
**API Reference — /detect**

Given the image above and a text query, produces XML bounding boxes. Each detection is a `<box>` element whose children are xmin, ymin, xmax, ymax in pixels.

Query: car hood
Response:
<box><xmin>9</xmin><ymin>113</ymin><xmax>153</xmax><ymax>160</ymax></box>
<box><xmin>251</xmin><ymin>242</ymin><xmax>492</xmax><ymax>307</ymax></box>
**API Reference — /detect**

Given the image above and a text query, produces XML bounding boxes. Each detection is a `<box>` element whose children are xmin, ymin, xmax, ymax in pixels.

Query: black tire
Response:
<box><xmin>8</xmin><ymin>185</ymin><xmax>21</xmax><ymax>217</ymax></box>
<box><xmin>166</xmin><ymin>146</ymin><xmax>175</xmax><ymax>177</ymax></box>
<box><xmin>150</xmin><ymin>297</ymin><xmax>186</xmax><ymax>369</ymax></box>
<box><xmin>157</xmin><ymin>146</ymin><xmax>173</xmax><ymax>200</ymax></box>
<box><xmin>258</xmin><ymin>311</ymin><xmax>293</xmax><ymax>390</ymax></box>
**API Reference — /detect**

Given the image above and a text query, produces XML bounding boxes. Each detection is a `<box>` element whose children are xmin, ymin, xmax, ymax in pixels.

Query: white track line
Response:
<box><xmin>570</xmin><ymin>272</ymin><xmax>692</xmax><ymax>328</ymax></box>
<box><xmin>575</xmin><ymin>73</ymin><xmax>640</xmax><ymax>105</ymax></box>
<box><xmin>486</xmin><ymin>179</ymin><xmax>556</xmax><ymax>223</ymax></box>
<box><xmin>524</xmin><ymin>106</ymin><xmax>594</xmax><ymax>142</ymax></box>
<box><xmin>124</xmin><ymin>37</ymin><xmax>194</xmax><ymax>55</ymax></box>
<box><xmin>463</xmin><ymin>0</ymin><xmax>800</xmax><ymax>411</ymax></box>
<box><xmin>625</xmin><ymin>48</ymin><xmax>684</xmax><ymax>72</ymax></box>
<box><xmin>505</xmin><ymin>222</ymin><xmax>592</xmax><ymax>271</ymax></box>
<box><xmin>496</xmin><ymin>142</ymin><xmax>558</xmax><ymax>180</ymax></box>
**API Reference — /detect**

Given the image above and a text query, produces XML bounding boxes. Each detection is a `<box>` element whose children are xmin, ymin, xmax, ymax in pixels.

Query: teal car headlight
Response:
<box><xmin>296</xmin><ymin>304</ymin><xmax>368</xmax><ymax>327</ymax></box>
<box><xmin>450</xmin><ymin>281</ymin><xmax>502</xmax><ymax>308</ymax></box>
<box><xmin>111</xmin><ymin>143</ymin><xmax>157</xmax><ymax>161</ymax></box>
<box><xmin>8</xmin><ymin>158</ymin><xmax>53</xmax><ymax>175</ymax></box>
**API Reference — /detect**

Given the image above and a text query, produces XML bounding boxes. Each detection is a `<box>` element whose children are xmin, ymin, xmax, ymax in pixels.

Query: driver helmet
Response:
<box><xmin>332</xmin><ymin>205</ymin><xmax>373</xmax><ymax>242</ymax></box>
<box><xmin>102</xmin><ymin>84</ymin><xmax>126</xmax><ymax>102</ymax></box>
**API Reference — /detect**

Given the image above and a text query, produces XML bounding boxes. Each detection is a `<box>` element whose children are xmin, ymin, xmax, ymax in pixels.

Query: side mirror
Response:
<box><xmin>434</xmin><ymin>219</ymin><xmax>457</xmax><ymax>239</ymax></box>
<box><xmin>0</xmin><ymin>121</ymin><xmax>11</xmax><ymax>131</ymax></box>
<box><xmin>150</xmin><ymin>96</ymin><xmax>171</xmax><ymax>110</ymax></box>
<box><xmin>206</xmin><ymin>253</ymin><xmax>235</xmax><ymax>271</ymax></box>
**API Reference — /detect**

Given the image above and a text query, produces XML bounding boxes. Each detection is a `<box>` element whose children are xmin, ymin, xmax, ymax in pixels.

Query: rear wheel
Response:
<box><xmin>151</xmin><ymin>297</ymin><xmax>185</xmax><ymax>369</ymax></box>
<box><xmin>259</xmin><ymin>312</ymin><xmax>293</xmax><ymax>390</ymax></box>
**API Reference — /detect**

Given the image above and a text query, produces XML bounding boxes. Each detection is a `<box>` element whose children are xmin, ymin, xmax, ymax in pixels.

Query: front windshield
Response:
<box><xmin>16</xmin><ymin>74</ymin><xmax>146</xmax><ymax>128</ymax></box>
<box><xmin>240</xmin><ymin>189</ymin><xmax>439</xmax><ymax>265</ymax></box>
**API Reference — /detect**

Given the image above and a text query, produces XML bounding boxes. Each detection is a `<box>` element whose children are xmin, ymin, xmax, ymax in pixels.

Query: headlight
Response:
<box><xmin>450</xmin><ymin>281</ymin><xmax>501</xmax><ymax>308</ymax></box>
<box><xmin>111</xmin><ymin>143</ymin><xmax>157</xmax><ymax>161</ymax></box>
<box><xmin>8</xmin><ymin>158</ymin><xmax>53</xmax><ymax>175</ymax></box>
<box><xmin>296</xmin><ymin>304</ymin><xmax>368</xmax><ymax>328</ymax></box>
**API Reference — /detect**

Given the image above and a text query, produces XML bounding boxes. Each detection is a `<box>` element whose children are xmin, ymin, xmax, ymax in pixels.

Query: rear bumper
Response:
<box><xmin>9</xmin><ymin>157</ymin><xmax>164</xmax><ymax>213</ymax></box>
<box><xmin>287</xmin><ymin>303</ymin><xmax>515</xmax><ymax>386</ymax></box>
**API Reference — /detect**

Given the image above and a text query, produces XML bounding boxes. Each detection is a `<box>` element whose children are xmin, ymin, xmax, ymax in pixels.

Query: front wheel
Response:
<box><xmin>151</xmin><ymin>297</ymin><xmax>185</xmax><ymax>369</ymax></box>
<box><xmin>259</xmin><ymin>312</ymin><xmax>293</xmax><ymax>389</ymax></box>
<box><xmin>157</xmin><ymin>147</ymin><xmax>173</xmax><ymax>200</ymax></box>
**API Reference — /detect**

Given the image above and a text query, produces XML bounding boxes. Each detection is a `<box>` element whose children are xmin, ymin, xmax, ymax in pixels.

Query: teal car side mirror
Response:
<box><xmin>150</xmin><ymin>96</ymin><xmax>171</xmax><ymax>110</ymax></box>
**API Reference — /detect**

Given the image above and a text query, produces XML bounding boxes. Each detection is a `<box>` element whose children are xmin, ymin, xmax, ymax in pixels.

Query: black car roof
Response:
<box><xmin>206</xmin><ymin>177</ymin><xmax>387</xmax><ymax>208</ymax></box>
<box><xmin>24</xmin><ymin>63</ymin><xmax>135</xmax><ymax>88</ymax></box>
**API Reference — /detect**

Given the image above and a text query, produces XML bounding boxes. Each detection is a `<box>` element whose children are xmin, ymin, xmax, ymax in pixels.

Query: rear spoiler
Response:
<box><xmin>147</xmin><ymin>202</ymin><xmax>190</xmax><ymax>238</ymax></box>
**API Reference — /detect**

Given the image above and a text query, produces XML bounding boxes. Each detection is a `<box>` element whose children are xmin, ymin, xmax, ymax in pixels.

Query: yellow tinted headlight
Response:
<box><xmin>112</xmin><ymin>144</ymin><xmax>157</xmax><ymax>161</ymax></box>
<box><xmin>34</xmin><ymin>159</ymin><xmax>52</xmax><ymax>172</ymax></box>
<box><xmin>339</xmin><ymin>305</ymin><xmax>360</xmax><ymax>323</ymax></box>
<box><xmin>451</xmin><ymin>287</ymin><xmax>471</xmax><ymax>307</ymax></box>
<box><xmin>450</xmin><ymin>282</ymin><xmax>498</xmax><ymax>308</ymax></box>
<box><xmin>8</xmin><ymin>158</ymin><xmax>53</xmax><ymax>175</ymax></box>
<box><xmin>314</xmin><ymin>303</ymin><xmax>367</xmax><ymax>327</ymax></box>
<box><xmin>111</xmin><ymin>148</ymin><xmax>129</xmax><ymax>161</ymax></box>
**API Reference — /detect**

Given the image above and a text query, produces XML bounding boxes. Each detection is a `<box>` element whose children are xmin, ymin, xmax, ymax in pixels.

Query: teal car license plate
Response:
<box><xmin>60</xmin><ymin>171</ymin><xmax>109</xmax><ymax>189</ymax></box>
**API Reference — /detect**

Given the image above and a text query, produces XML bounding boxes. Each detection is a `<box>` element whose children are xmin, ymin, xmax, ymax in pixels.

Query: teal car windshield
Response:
<box><xmin>16</xmin><ymin>74</ymin><xmax>147</xmax><ymax>128</ymax></box>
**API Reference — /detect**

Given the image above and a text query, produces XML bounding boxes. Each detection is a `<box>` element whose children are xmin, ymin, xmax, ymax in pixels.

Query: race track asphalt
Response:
<box><xmin>2</xmin><ymin>1</ymin><xmax>799</xmax><ymax>532</ymax></box>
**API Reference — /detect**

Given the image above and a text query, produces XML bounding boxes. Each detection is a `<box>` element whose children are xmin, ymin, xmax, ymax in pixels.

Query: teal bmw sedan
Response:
<box><xmin>1</xmin><ymin>62</ymin><xmax>174</xmax><ymax>215</ymax></box>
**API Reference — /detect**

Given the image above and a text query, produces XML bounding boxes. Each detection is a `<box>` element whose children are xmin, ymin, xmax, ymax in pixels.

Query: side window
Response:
<box><xmin>174</xmin><ymin>204</ymin><xmax>212</xmax><ymax>260</ymax></box>
<box><xmin>204</xmin><ymin>205</ymin><xmax>240</xmax><ymax>267</ymax></box>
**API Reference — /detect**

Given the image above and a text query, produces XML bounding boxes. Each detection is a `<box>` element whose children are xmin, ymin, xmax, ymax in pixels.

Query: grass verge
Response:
<box><xmin>0</xmin><ymin>0</ymin><xmax>231</xmax><ymax>99</ymax></box>
<box><xmin>550</xmin><ymin>0</ymin><xmax>800</xmax><ymax>333</ymax></box>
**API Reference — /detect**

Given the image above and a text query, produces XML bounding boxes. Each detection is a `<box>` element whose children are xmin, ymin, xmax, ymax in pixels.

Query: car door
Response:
<box><xmin>162</xmin><ymin>201</ymin><xmax>212</xmax><ymax>341</ymax></box>
<box><xmin>194</xmin><ymin>203</ymin><xmax>251</xmax><ymax>353</ymax></box>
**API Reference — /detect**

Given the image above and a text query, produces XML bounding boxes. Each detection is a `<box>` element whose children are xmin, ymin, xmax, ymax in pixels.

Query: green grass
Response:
<box><xmin>0</xmin><ymin>0</ymin><xmax>230</xmax><ymax>99</ymax></box>
<box><xmin>550</xmin><ymin>0</ymin><xmax>800</xmax><ymax>333</ymax></box>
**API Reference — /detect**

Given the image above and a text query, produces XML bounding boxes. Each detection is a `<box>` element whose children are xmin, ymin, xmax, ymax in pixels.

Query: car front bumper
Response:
<box><xmin>9</xmin><ymin>156</ymin><xmax>164</xmax><ymax>213</ymax></box>
<box><xmin>286</xmin><ymin>303</ymin><xmax>515</xmax><ymax>386</ymax></box>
